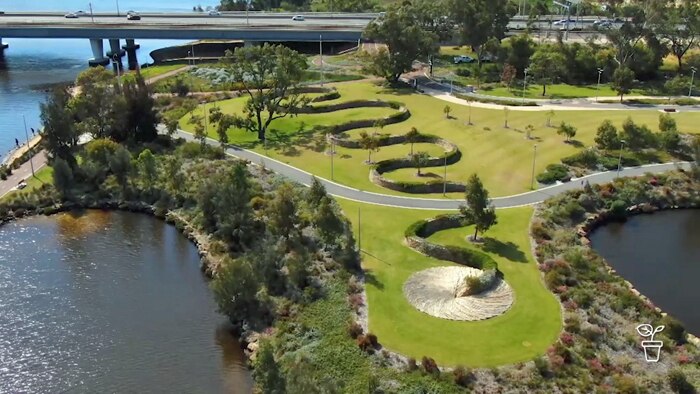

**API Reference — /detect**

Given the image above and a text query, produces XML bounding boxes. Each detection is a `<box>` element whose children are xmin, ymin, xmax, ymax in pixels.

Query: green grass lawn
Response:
<box><xmin>179</xmin><ymin>81</ymin><xmax>700</xmax><ymax>198</ymax></box>
<box><xmin>483</xmin><ymin>83</ymin><xmax>640</xmax><ymax>100</ymax></box>
<box><xmin>138</xmin><ymin>63</ymin><xmax>188</xmax><ymax>80</ymax></box>
<box><xmin>336</xmin><ymin>199</ymin><xmax>561</xmax><ymax>367</ymax></box>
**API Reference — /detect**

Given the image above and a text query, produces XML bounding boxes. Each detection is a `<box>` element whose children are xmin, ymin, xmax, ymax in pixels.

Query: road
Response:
<box><xmin>173</xmin><ymin>129</ymin><xmax>691</xmax><ymax>211</ymax></box>
<box><xmin>0</xmin><ymin>151</ymin><xmax>47</xmax><ymax>199</ymax></box>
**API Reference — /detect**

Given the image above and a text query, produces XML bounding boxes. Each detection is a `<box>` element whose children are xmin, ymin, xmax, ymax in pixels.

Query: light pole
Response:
<box><xmin>616</xmin><ymin>140</ymin><xmax>626</xmax><ymax>178</ymax></box>
<box><xmin>689</xmin><ymin>67</ymin><xmax>697</xmax><ymax>97</ymax></box>
<box><xmin>595</xmin><ymin>68</ymin><xmax>604</xmax><ymax>102</ymax></box>
<box><xmin>246</xmin><ymin>0</ymin><xmax>250</xmax><ymax>25</ymax></box>
<box><xmin>187</xmin><ymin>50</ymin><xmax>192</xmax><ymax>66</ymax></box>
<box><xmin>112</xmin><ymin>54</ymin><xmax>122</xmax><ymax>93</ymax></box>
<box><xmin>116</xmin><ymin>0</ymin><xmax>120</xmax><ymax>16</ymax></box>
<box><xmin>320</xmin><ymin>34</ymin><xmax>324</xmax><ymax>87</ymax></box>
<box><xmin>530</xmin><ymin>144</ymin><xmax>537</xmax><ymax>190</ymax></box>
<box><xmin>89</xmin><ymin>2</ymin><xmax>94</xmax><ymax>23</ymax></box>
<box><xmin>23</xmin><ymin>115</ymin><xmax>34</xmax><ymax>177</ymax></box>
<box><xmin>191</xmin><ymin>45</ymin><xmax>195</xmax><ymax>67</ymax></box>
<box><xmin>522</xmin><ymin>68</ymin><xmax>529</xmax><ymax>103</ymax></box>
<box><xmin>467</xmin><ymin>99</ymin><xmax>472</xmax><ymax>125</ymax></box>
<box><xmin>442</xmin><ymin>153</ymin><xmax>447</xmax><ymax>196</ymax></box>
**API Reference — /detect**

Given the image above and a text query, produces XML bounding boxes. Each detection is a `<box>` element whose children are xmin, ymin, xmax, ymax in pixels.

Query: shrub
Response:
<box><xmin>537</xmin><ymin>164</ymin><xmax>570</xmax><ymax>184</ymax></box>
<box><xmin>347</xmin><ymin>320</ymin><xmax>363</xmax><ymax>339</ymax></box>
<box><xmin>406</xmin><ymin>357</ymin><xmax>419</xmax><ymax>372</ymax></box>
<box><xmin>662</xmin><ymin>316</ymin><xmax>686</xmax><ymax>344</ymax></box>
<box><xmin>562</xmin><ymin>150</ymin><xmax>599</xmax><ymax>169</ymax></box>
<box><xmin>366</xmin><ymin>333</ymin><xmax>379</xmax><ymax>348</ymax></box>
<box><xmin>453</xmin><ymin>365</ymin><xmax>473</xmax><ymax>387</ymax></box>
<box><xmin>533</xmin><ymin>356</ymin><xmax>550</xmax><ymax>377</ymax></box>
<box><xmin>357</xmin><ymin>335</ymin><xmax>374</xmax><ymax>353</ymax></box>
<box><xmin>421</xmin><ymin>356</ymin><xmax>440</xmax><ymax>375</ymax></box>
<box><xmin>455</xmin><ymin>67</ymin><xmax>471</xmax><ymax>77</ymax></box>
<box><xmin>668</xmin><ymin>369</ymin><xmax>695</xmax><ymax>394</ymax></box>
<box><xmin>463</xmin><ymin>269</ymin><xmax>498</xmax><ymax>295</ymax></box>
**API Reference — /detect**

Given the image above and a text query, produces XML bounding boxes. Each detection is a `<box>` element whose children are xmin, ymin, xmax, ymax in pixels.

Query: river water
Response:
<box><xmin>0</xmin><ymin>210</ymin><xmax>252</xmax><ymax>393</ymax></box>
<box><xmin>0</xmin><ymin>0</ymin><xmax>219</xmax><ymax>161</ymax></box>
<box><xmin>589</xmin><ymin>210</ymin><xmax>700</xmax><ymax>335</ymax></box>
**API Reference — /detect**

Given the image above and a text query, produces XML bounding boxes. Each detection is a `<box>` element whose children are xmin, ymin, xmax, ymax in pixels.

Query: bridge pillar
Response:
<box><xmin>122</xmin><ymin>39</ymin><xmax>140</xmax><ymax>71</ymax></box>
<box><xmin>0</xmin><ymin>38</ymin><xmax>8</xmax><ymax>56</ymax></box>
<box><xmin>88</xmin><ymin>38</ymin><xmax>109</xmax><ymax>67</ymax></box>
<box><xmin>106</xmin><ymin>39</ymin><xmax>125</xmax><ymax>58</ymax></box>
<box><xmin>243</xmin><ymin>41</ymin><xmax>261</xmax><ymax>48</ymax></box>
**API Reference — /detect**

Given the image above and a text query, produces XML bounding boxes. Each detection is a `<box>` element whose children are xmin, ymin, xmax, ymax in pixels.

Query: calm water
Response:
<box><xmin>0</xmin><ymin>0</ymin><xmax>218</xmax><ymax>161</ymax></box>
<box><xmin>590</xmin><ymin>210</ymin><xmax>700</xmax><ymax>335</ymax></box>
<box><xmin>0</xmin><ymin>210</ymin><xmax>252</xmax><ymax>393</ymax></box>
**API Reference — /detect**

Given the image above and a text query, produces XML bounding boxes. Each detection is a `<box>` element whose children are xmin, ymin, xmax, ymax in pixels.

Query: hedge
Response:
<box><xmin>454</xmin><ymin>93</ymin><xmax>539</xmax><ymax>107</ymax></box>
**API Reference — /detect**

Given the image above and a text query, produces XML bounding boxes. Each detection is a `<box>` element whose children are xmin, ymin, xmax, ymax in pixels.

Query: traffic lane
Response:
<box><xmin>0</xmin><ymin>15</ymin><xmax>371</xmax><ymax>27</ymax></box>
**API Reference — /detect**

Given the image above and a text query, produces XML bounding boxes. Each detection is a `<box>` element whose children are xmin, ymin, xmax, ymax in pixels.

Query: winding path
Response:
<box><xmin>173</xmin><ymin>128</ymin><xmax>690</xmax><ymax>210</ymax></box>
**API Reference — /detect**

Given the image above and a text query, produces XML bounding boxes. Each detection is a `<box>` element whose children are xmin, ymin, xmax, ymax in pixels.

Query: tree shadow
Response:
<box><xmin>363</xmin><ymin>269</ymin><xmax>385</xmax><ymax>290</ymax></box>
<box><xmin>481</xmin><ymin>238</ymin><xmax>528</xmax><ymax>263</ymax></box>
<box><xmin>566</xmin><ymin>140</ymin><xmax>584</xmax><ymax>148</ymax></box>
<box><xmin>417</xmin><ymin>172</ymin><xmax>441</xmax><ymax>179</ymax></box>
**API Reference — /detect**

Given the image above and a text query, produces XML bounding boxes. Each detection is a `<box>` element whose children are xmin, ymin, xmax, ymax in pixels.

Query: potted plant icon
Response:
<box><xmin>636</xmin><ymin>324</ymin><xmax>665</xmax><ymax>362</ymax></box>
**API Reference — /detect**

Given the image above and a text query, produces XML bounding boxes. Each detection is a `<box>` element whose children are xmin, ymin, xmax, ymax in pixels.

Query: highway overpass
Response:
<box><xmin>0</xmin><ymin>12</ymin><xmax>371</xmax><ymax>66</ymax></box>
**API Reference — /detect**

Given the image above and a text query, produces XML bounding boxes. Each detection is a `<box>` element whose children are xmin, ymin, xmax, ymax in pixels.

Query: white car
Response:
<box><xmin>64</xmin><ymin>12</ymin><xmax>78</xmax><ymax>18</ymax></box>
<box><xmin>75</xmin><ymin>10</ymin><xmax>87</xmax><ymax>15</ymax></box>
<box><xmin>208</xmin><ymin>10</ymin><xmax>221</xmax><ymax>16</ymax></box>
<box><xmin>453</xmin><ymin>55</ymin><xmax>475</xmax><ymax>64</ymax></box>
<box><xmin>292</xmin><ymin>15</ymin><xmax>305</xmax><ymax>21</ymax></box>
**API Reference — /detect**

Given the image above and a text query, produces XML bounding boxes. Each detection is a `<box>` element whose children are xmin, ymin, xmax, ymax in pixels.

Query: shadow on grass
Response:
<box><xmin>363</xmin><ymin>269</ymin><xmax>385</xmax><ymax>290</ymax></box>
<box><xmin>566</xmin><ymin>140</ymin><xmax>584</xmax><ymax>148</ymax></box>
<box><xmin>481</xmin><ymin>237</ymin><xmax>528</xmax><ymax>263</ymax></box>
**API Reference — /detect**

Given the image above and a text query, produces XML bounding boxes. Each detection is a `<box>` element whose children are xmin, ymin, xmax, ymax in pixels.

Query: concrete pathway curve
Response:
<box><xmin>173</xmin><ymin>128</ymin><xmax>691</xmax><ymax>210</ymax></box>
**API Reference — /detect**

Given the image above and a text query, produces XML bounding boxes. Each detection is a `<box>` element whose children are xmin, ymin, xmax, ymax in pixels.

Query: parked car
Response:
<box><xmin>64</xmin><ymin>12</ymin><xmax>79</xmax><ymax>19</ymax></box>
<box><xmin>126</xmin><ymin>13</ymin><xmax>141</xmax><ymax>20</ymax></box>
<box><xmin>453</xmin><ymin>55</ymin><xmax>475</xmax><ymax>64</ymax></box>
<box><xmin>552</xmin><ymin>18</ymin><xmax>574</xmax><ymax>26</ymax></box>
<box><xmin>594</xmin><ymin>20</ymin><xmax>612</xmax><ymax>28</ymax></box>
<box><xmin>75</xmin><ymin>10</ymin><xmax>88</xmax><ymax>15</ymax></box>
<box><xmin>291</xmin><ymin>15</ymin><xmax>305</xmax><ymax>21</ymax></box>
<box><xmin>208</xmin><ymin>10</ymin><xmax>221</xmax><ymax>16</ymax></box>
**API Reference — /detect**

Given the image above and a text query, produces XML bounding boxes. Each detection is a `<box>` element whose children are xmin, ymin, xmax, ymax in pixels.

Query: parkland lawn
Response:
<box><xmin>179</xmin><ymin>81</ymin><xmax>700</xmax><ymax>198</ymax></box>
<box><xmin>337</xmin><ymin>199</ymin><xmax>561</xmax><ymax>367</ymax></box>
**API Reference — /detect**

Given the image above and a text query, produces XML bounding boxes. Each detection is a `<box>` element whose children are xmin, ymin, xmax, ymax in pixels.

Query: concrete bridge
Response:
<box><xmin>0</xmin><ymin>12</ymin><xmax>372</xmax><ymax>67</ymax></box>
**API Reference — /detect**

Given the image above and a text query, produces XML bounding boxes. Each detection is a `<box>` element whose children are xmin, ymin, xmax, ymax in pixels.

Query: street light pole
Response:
<box><xmin>320</xmin><ymin>34</ymin><xmax>324</xmax><ymax>87</ymax></box>
<box><xmin>530</xmin><ymin>144</ymin><xmax>537</xmax><ymax>190</ymax></box>
<box><xmin>191</xmin><ymin>45</ymin><xmax>195</xmax><ymax>67</ymax></box>
<box><xmin>246</xmin><ymin>0</ymin><xmax>250</xmax><ymax>25</ymax></box>
<box><xmin>617</xmin><ymin>140</ymin><xmax>626</xmax><ymax>178</ymax></box>
<box><xmin>522</xmin><ymin>68</ymin><xmax>529</xmax><ymax>103</ymax></box>
<box><xmin>116</xmin><ymin>0</ymin><xmax>120</xmax><ymax>16</ymax></box>
<box><xmin>187</xmin><ymin>50</ymin><xmax>191</xmax><ymax>66</ymax></box>
<box><xmin>467</xmin><ymin>99</ymin><xmax>472</xmax><ymax>125</ymax></box>
<box><xmin>689</xmin><ymin>67</ymin><xmax>697</xmax><ymax>97</ymax></box>
<box><xmin>112</xmin><ymin>54</ymin><xmax>122</xmax><ymax>93</ymax></box>
<box><xmin>89</xmin><ymin>2</ymin><xmax>95</xmax><ymax>23</ymax></box>
<box><xmin>443</xmin><ymin>154</ymin><xmax>447</xmax><ymax>196</ymax></box>
<box><xmin>23</xmin><ymin>115</ymin><xmax>35</xmax><ymax>176</ymax></box>
<box><xmin>596</xmin><ymin>68</ymin><xmax>604</xmax><ymax>102</ymax></box>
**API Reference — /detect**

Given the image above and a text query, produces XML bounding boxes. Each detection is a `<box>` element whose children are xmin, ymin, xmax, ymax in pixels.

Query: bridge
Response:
<box><xmin>0</xmin><ymin>12</ymin><xmax>373</xmax><ymax>66</ymax></box>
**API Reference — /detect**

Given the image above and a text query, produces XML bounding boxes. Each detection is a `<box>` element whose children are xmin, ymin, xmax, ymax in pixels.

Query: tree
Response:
<box><xmin>546</xmin><ymin>109</ymin><xmax>555</xmax><ymax>128</ymax></box>
<box><xmin>310</xmin><ymin>0</ymin><xmax>375</xmax><ymax>12</ymax></box>
<box><xmin>363</xmin><ymin>3</ymin><xmax>438</xmax><ymax>83</ymax></box>
<box><xmin>137</xmin><ymin>149</ymin><xmax>158</xmax><ymax>189</ymax></box>
<box><xmin>621</xmin><ymin>117</ymin><xmax>657</xmax><ymax>150</ymax></box>
<box><xmin>208</xmin><ymin>106</ymin><xmax>233</xmax><ymax>147</ymax></box>
<box><xmin>595</xmin><ymin>120</ymin><xmax>620</xmax><ymax>149</ymax></box>
<box><xmin>404</xmin><ymin>127</ymin><xmax>420</xmax><ymax>156</ymax></box>
<box><xmin>359</xmin><ymin>131</ymin><xmax>379</xmax><ymax>164</ymax></box>
<box><xmin>41</xmin><ymin>87</ymin><xmax>79</xmax><ymax>168</ymax></box>
<box><xmin>655</xmin><ymin>0</ymin><xmax>699</xmax><ymax>72</ymax></box>
<box><xmin>121</xmin><ymin>76</ymin><xmax>159</xmax><ymax>143</ymax></box>
<box><xmin>164</xmin><ymin>114</ymin><xmax>179</xmax><ymax>136</ymax></box>
<box><xmin>413</xmin><ymin>0</ymin><xmax>455</xmax><ymax>42</ymax></box>
<box><xmin>252</xmin><ymin>340</ymin><xmax>286</xmax><ymax>394</ymax></box>
<box><xmin>222</xmin><ymin>44</ymin><xmax>309</xmax><ymax>141</ymax></box>
<box><xmin>611</xmin><ymin>66</ymin><xmax>635</xmax><ymax>103</ymax></box>
<box><xmin>525</xmin><ymin>124</ymin><xmax>535</xmax><ymax>140</ymax></box>
<box><xmin>659</xmin><ymin>113</ymin><xmax>677</xmax><ymax>132</ymax></box>
<box><xmin>529</xmin><ymin>46</ymin><xmax>567</xmax><ymax>96</ymax></box>
<box><xmin>52</xmin><ymin>157</ymin><xmax>74</xmax><ymax>198</ymax></box>
<box><xmin>197</xmin><ymin>178</ymin><xmax>219</xmax><ymax>232</ymax></box>
<box><xmin>266</xmin><ymin>182</ymin><xmax>300</xmax><ymax>240</ymax></box>
<box><xmin>411</xmin><ymin>151</ymin><xmax>430</xmax><ymax>176</ymax></box>
<box><xmin>108</xmin><ymin>145</ymin><xmax>132</xmax><ymax>196</ymax></box>
<box><xmin>443</xmin><ymin>105</ymin><xmax>452</xmax><ymax>119</ymax></box>
<box><xmin>502</xmin><ymin>35</ymin><xmax>535</xmax><ymax>77</ymax></box>
<box><xmin>189</xmin><ymin>114</ymin><xmax>206</xmax><ymax>147</ymax></box>
<box><xmin>501</xmin><ymin>63</ymin><xmax>517</xmax><ymax>89</ymax></box>
<box><xmin>313</xmin><ymin>196</ymin><xmax>345</xmax><ymax>247</ymax></box>
<box><xmin>557</xmin><ymin>122</ymin><xmax>577</xmax><ymax>142</ymax></box>
<box><xmin>449</xmin><ymin>0</ymin><xmax>512</xmax><ymax>70</ymax></box>
<box><xmin>605</xmin><ymin>5</ymin><xmax>654</xmax><ymax>67</ymax></box>
<box><xmin>71</xmin><ymin>67</ymin><xmax>123</xmax><ymax>140</ymax></box>
<box><xmin>215</xmin><ymin>163</ymin><xmax>255</xmax><ymax>251</ymax></box>
<box><xmin>211</xmin><ymin>257</ymin><xmax>262</xmax><ymax>327</ymax></box>
<box><xmin>459</xmin><ymin>174</ymin><xmax>497</xmax><ymax>241</ymax></box>
<box><xmin>307</xmin><ymin>176</ymin><xmax>327</xmax><ymax>207</ymax></box>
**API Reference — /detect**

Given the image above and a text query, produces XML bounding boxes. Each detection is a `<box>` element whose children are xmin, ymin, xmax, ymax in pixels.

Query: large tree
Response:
<box><xmin>529</xmin><ymin>46</ymin><xmax>567</xmax><ymax>96</ymax></box>
<box><xmin>222</xmin><ymin>44</ymin><xmax>309</xmax><ymax>141</ymax></box>
<box><xmin>363</xmin><ymin>3</ymin><xmax>438</xmax><ymax>83</ymax></box>
<box><xmin>611</xmin><ymin>66</ymin><xmax>635</xmax><ymax>103</ymax></box>
<box><xmin>121</xmin><ymin>76</ymin><xmax>159</xmax><ymax>143</ymax></box>
<box><xmin>605</xmin><ymin>4</ymin><xmax>656</xmax><ymax>67</ymax></box>
<box><xmin>71</xmin><ymin>67</ymin><xmax>124</xmax><ymax>140</ymax></box>
<box><xmin>40</xmin><ymin>87</ymin><xmax>79</xmax><ymax>168</ymax></box>
<box><xmin>460</xmin><ymin>174</ymin><xmax>497</xmax><ymax>241</ymax></box>
<box><xmin>655</xmin><ymin>0</ymin><xmax>700</xmax><ymax>71</ymax></box>
<box><xmin>449</xmin><ymin>0</ymin><xmax>513</xmax><ymax>69</ymax></box>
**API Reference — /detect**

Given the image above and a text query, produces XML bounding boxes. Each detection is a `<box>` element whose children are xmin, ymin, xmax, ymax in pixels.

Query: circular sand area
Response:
<box><xmin>403</xmin><ymin>266</ymin><xmax>514</xmax><ymax>321</ymax></box>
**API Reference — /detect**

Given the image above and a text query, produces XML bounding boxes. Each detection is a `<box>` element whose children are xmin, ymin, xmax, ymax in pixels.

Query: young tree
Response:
<box><xmin>529</xmin><ymin>46</ymin><xmax>567</xmax><ymax>96</ymax></box>
<box><xmin>525</xmin><ymin>124</ymin><xmax>535</xmax><ymax>140</ymax></box>
<box><xmin>411</xmin><ymin>151</ymin><xmax>430</xmax><ymax>176</ymax></box>
<box><xmin>266</xmin><ymin>182</ymin><xmax>300</xmax><ymax>241</ymax></box>
<box><xmin>312</xmin><ymin>195</ymin><xmax>345</xmax><ymax>248</ymax></box>
<box><xmin>121</xmin><ymin>76</ymin><xmax>159</xmax><ymax>143</ymax></box>
<box><xmin>52</xmin><ymin>157</ymin><xmax>74</xmax><ymax>198</ymax></box>
<box><xmin>546</xmin><ymin>109</ymin><xmax>555</xmax><ymax>128</ymax></box>
<box><xmin>222</xmin><ymin>44</ymin><xmax>309</xmax><ymax>141</ymax></box>
<box><xmin>621</xmin><ymin>117</ymin><xmax>657</xmax><ymax>150</ymax></box>
<box><xmin>658</xmin><ymin>114</ymin><xmax>681</xmax><ymax>152</ymax></box>
<box><xmin>611</xmin><ymin>66</ymin><xmax>635</xmax><ymax>103</ymax></box>
<box><xmin>460</xmin><ymin>174</ymin><xmax>497</xmax><ymax>241</ymax></box>
<box><xmin>443</xmin><ymin>105</ymin><xmax>452</xmax><ymax>119</ymax></box>
<box><xmin>503</xmin><ymin>107</ymin><xmax>510</xmax><ymax>128</ymax></box>
<box><xmin>164</xmin><ymin>114</ymin><xmax>180</xmax><ymax>136</ymax></box>
<box><xmin>108</xmin><ymin>145</ymin><xmax>133</xmax><ymax>196</ymax></box>
<box><xmin>404</xmin><ymin>127</ymin><xmax>421</xmax><ymax>156</ymax></box>
<box><xmin>252</xmin><ymin>341</ymin><xmax>286</xmax><ymax>394</ymax></box>
<box><xmin>501</xmin><ymin>63</ymin><xmax>517</xmax><ymax>89</ymax></box>
<box><xmin>137</xmin><ymin>148</ymin><xmax>158</xmax><ymax>189</ymax></box>
<box><xmin>211</xmin><ymin>257</ymin><xmax>262</xmax><ymax>326</ymax></box>
<box><xmin>557</xmin><ymin>122</ymin><xmax>577</xmax><ymax>142</ymax></box>
<box><xmin>449</xmin><ymin>0</ymin><xmax>512</xmax><ymax>70</ymax></box>
<box><xmin>363</xmin><ymin>3</ymin><xmax>438</xmax><ymax>83</ymax></box>
<box><xmin>658</xmin><ymin>113</ymin><xmax>677</xmax><ymax>132</ymax></box>
<box><xmin>215</xmin><ymin>163</ymin><xmax>255</xmax><ymax>251</ymax></box>
<box><xmin>41</xmin><ymin>87</ymin><xmax>79</xmax><ymax>168</ymax></box>
<box><xmin>359</xmin><ymin>131</ymin><xmax>379</xmax><ymax>164</ymax></box>
<box><xmin>188</xmin><ymin>114</ymin><xmax>206</xmax><ymax>147</ymax></box>
<box><xmin>595</xmin><ymin>120</ymin><xmax>620</xmax><ymax>149</ymax></box>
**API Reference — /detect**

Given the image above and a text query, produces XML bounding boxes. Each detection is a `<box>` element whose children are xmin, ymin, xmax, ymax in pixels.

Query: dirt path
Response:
<box><xmin>144</xmin><ymin>65</ymin><xmax>193</xmax><ymax>86</ymax></box>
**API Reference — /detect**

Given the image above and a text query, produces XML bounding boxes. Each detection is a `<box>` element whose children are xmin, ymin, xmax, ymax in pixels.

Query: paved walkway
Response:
<box><xmin>0</xmin><ymin>151</ymin><xmax>48</xmax><ymax>199</ymax></box>
<box><xmin>173</xmin><ymin>128</ymin><xmax>691</xmax><ymax>210</ymax></box>
<box><xmin>143</xmin><ymin>65</ymin><xmax>193</xmax><ymax>85</ymax></box>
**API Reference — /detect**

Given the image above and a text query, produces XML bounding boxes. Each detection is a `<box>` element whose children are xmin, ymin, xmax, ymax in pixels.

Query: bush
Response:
<box><xmin>366</xmin><ymin>333</ymin><xmax>379</xmax><ymax>348</ymax></box>
<box><xmin>346</xmin><ymin>321</ymin><xmax>363</xmax><ymax>339</ymax></box>
<box><xmin>533</xmin><ymin>356</ymin><xmax>550</xmax><ymax>377</ymax></box>
<box><xmin>562</xmin><ymin>150</ymin><xmax>599</xmax><ymax>169</ymax></box>
<box><xmin>537</xmin><ymin>164</ymin><xmax>570</xmax><ymax>184</ymax></box>
<box><xmin>453</xmin><ymin>365</ymin><xmax>473</xmax><ymax>387</ymax></box>
<box><xmin>455</xmin><ymin>67</ymin><xmax>471</xmax><ymax>77</ymax></box>
<box><xmin>668</xmin><ymin>369</ymin><xmax>695</xmax><ymax>394</ymax></box>
<box><xmin>463</xmin><ymin>269</ymin><xmax>498</xmax><ymax>295</ymax></box>
<box><xmin>421</xmin><ymin>356</ymin><xmax>440</xmax><ymax>375</ymax></box>
<box><xmin>357</xmin><ymin>335</ymin><xmax>374</xmax><ymax>353</ymax></box>
<box><xmin>662</xmin><ymin>316</ymin><xmax>686</xmax><ymax>344</ymax></box>
<box><xmin>406</xmin><ymin>357</ymin><xmax>419</xmax><ymax>372</ymax></box>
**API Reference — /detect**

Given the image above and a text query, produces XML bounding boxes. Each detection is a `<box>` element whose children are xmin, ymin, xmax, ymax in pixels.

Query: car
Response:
<box><xmin>594</xmin><ymin>20</ymin><xmax>612</xmax><ymax>28</ymax></box>
<box><xmin>127</xmin><ymin>13</ymin><xmax>141</xmax><ymax>20</ymax></box>
<box><xmin>552</xmin><ymin>18</ymin><xmax>574</xmax><ymax>26</ymax></box>
<box><xmin>208</xmin><ymin>10</ymin><xmax>221</xmax><ymax>16</ymax></box>
<box><xmin>64</xmin><ymin>13</ymin><xmax>78</xmax><ymax>18</ymax></box>
<box><xmin>291</xmin><ymin>15</ymin><xmax>305</xmax><ymax>21</ymax></box>
<box><xmin>16</xmin><ymin>181</ymin><xmax>26</xmax><ymax>190</ymax></box>
<box><xmin>126</xmin><ymin>10</ymin><xmax>137</xmax><ymax>15</ymax></box>
<box><xmin>453</xmin><ymin>55</ymin><xmax>475</xmax><ymax>64</ymax></box>
<box><xmin>75</xmin><ymin>10</ymin><xmax>88</xmax><ymax>15</ymax></box>
<box><xmin>378</xmin><ymin>12</ymin><xmax>386</xmax><ymax>18</ymax></box>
